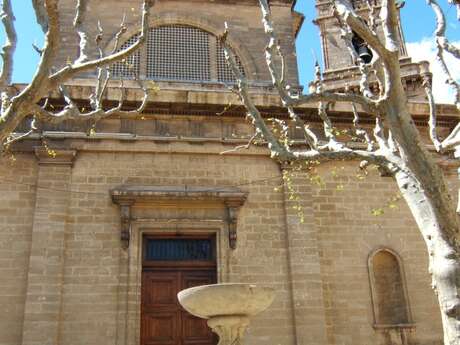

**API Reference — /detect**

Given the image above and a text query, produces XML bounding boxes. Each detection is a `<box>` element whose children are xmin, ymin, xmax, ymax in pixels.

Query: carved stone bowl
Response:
<box><xmin>177</xmin><ymin>283</ymin><xmax>275</xmax><ymax>319</ymax></box>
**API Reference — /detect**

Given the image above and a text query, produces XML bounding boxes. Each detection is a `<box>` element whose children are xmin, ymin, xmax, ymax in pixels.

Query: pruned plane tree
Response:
<box><xmin>219</xmin><ymin>0</ymin><xmax>460</xmax><ymax>343</ymax></box>
<box><xmin>0</xmin><ymin>0</ymin><xmax>460</xmax><ymax>344</ymax></box>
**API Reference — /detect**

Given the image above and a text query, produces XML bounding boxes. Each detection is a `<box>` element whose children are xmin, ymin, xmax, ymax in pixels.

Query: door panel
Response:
<box><xmin>143</xmin><ymin>272</ymin><xmax>180</xmax><ymax>308</ymax></box>
<box><xmin>141</xmin><ymin>269</ymin><xmax>217</xmax><ymax>345</ymax></box>
<box><xmin>181</xmin><ymin>271</ymin><xmax>216</xmax><ymax>345</ymax></box>
<box><xmin>142</xmin><ymin>312</ymin><xmax>178</xmax><ymax>345</ymax></box>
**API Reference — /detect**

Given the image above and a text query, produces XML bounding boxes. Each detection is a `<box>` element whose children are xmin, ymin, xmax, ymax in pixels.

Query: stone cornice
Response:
<box><xmin>111</xmin><ymin>185</ymin><xmax>248</xmax><ymax>206</ymax></box>
<box><xmin>111</xmin><ymin>186</ymin><xmax>248</xmax><ymax>249</ymax></box>
<box><xmin>11</xmin><ymin>81</ymin><xmax>459</xmax><ymax>121</ymax></box>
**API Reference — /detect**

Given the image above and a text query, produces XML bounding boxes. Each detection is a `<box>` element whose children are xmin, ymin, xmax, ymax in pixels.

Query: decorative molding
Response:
<box><xmin>111</xmin><ymin>186</ymin><xmax>247</xmax><ymax>249</ymax></box>
<box><xmin>119</xmin><ymin>202</ymin><xmax>134</xmax><ymax>249</ymax></box>
<box><xmin>224</xmin><ymin>198</ymin><xmax>246</xmax><ymax>250</ymax></box>
<box><xmin>34</xmin><ymin>147</ymin><xmax>77</xmax><ymax>166</ymax></box>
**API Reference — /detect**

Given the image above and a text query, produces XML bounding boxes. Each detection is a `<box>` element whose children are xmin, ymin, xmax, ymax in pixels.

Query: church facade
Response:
<box><xmin>0</xmin><ymin>1</ymin><xmax>457</xmax><ymax>345</ymax></box>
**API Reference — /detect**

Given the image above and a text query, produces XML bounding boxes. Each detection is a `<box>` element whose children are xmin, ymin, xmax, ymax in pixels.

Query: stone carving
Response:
<box><xmin>178</xmin><ymin>283</ymin><xmax>275</xmax><ymax>345</ymax></box>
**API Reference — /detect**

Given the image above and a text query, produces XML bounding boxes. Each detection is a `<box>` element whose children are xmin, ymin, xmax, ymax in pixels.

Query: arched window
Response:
<box><xmin>111</xmin><ymin>25</ymin><xmax>245</xmax><ymax>82</ymax></box>
<box><xmin>368</xmin><ymin>249</ymin><xmax>411</xmax><ymax>326</ymax></box>
<box><xmin>111</xmin><ymin>33</ymin><xmax>141</xmax><ymax>79</ymax></box>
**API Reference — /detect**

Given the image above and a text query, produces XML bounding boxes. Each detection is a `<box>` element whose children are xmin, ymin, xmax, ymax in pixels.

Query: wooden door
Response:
<box><xmin>141</xmin><ymin>235</ymin><xmax>217</xmax><ymax>345</ymax></box>
<box><xmin>141</xmin><ymin>270</ymin><xmax>217</xmax><ymax>345</ymax></box>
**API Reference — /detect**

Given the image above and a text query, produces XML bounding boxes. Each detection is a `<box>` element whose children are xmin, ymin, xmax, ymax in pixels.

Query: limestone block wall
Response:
<box><xmin>51</xmin><ymin>146</ymin><xmax>296</xmax><ymax>345</ymax></box>
<box><xmin>0</xmin><ymin>135</ymin><xmax>449</xmax><ymax>345</ymax></box>
<box><xmin>311</xmin><ymin>162</ymin><xmax>446</xmax><ymax>345</ymax></box>
<box><xmin>0</xmin><ymin>154</ymin><xmax>37</xmax><ymax>345</ymax></box>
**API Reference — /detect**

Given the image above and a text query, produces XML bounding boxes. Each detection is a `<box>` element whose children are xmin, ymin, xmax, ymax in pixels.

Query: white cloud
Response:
<box><xmin>406</xmin><ymin>37</ymin><xmax>460</xmax><ymax>104</ymax></box>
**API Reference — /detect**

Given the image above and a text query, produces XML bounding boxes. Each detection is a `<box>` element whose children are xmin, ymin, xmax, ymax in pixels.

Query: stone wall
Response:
<box><xmin>0</xmin><ymin>134</ymin><xmax>448</xmax><ymax>345</ymax></box>
<box><xmin>0</xmin><ymin>154</ymin><xmax>37</xmax><ymax>345</ymax></box>
<box><xmin>312</xmin><ymin>162</ymin><xmax>446</xmax><ymax>345</ymax></box>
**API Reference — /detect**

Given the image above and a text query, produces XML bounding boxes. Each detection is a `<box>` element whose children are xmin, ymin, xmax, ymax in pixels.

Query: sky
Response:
<box><xmin>1</xmin><ymin>0</ymin><xmax>459</xmax><ymax>104</ymax></box>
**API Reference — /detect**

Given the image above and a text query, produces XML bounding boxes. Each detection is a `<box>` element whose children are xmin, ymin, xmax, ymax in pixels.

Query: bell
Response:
<box><xmin>357</xmin><ymin>44</ymin><xmax>373</xmax><ymax>64</ymax></box>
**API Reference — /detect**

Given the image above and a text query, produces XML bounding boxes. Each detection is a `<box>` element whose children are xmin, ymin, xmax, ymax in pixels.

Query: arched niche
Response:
<box><xmin>368</xmin><ymin>247</ymin><xmax>413</xmax><ymax>327</ymax></box>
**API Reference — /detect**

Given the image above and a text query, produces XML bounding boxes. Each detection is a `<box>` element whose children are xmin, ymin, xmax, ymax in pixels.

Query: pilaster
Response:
<box><xmin>280</xmin><ymin>165</ymin><xmax>328</xmax><ymax>345</ymax></box>
<box><xmin>21</xmin><ymin>148</ymin><xmax>76</xmax><ymax>345</ymax></box>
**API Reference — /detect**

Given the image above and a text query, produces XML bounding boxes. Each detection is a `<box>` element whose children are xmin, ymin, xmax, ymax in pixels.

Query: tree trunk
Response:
<box><xmin>394</xmin><ymin>169</ymin><xmax>460</xmax><ymax>345</ymax></box>
<box><xmin>375</xmin><ymin>49</ymin><xmax>460</xmax><ymax>343</ymax></box>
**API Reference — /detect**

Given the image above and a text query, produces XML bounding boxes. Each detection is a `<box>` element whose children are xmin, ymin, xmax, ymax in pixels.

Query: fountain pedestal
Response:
<box><xmin>207</xmin><ymin>315</ymin><xmax>249</xmax><ymax>345</ymax></box>
<box><xmin>177</xmin><ymin>283</ymin><xmax>275</xmax><ymax>345</ymax></box>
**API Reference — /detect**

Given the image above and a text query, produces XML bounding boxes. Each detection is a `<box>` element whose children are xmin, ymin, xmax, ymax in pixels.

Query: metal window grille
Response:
<box><xmin>216</xmin><ymin>41</ymin><xmax>245</xmax><ymax>83</ymax></box>
<box><xmin>145</xmin><ymin>238</ymin><xmax>214</xmax><ymax>261</ymax></box>
<box><xmin>146</xmin><ymin>26</ymin><xmax>211</xmax><ymax>81</ymax></box>
<box><xmin>110</xmin><ymin>34</ymin><xmax>141</xmax><ymax>79</ymax></box>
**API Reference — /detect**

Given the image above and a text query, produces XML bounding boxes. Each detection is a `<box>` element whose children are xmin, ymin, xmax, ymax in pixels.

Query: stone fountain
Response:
<box><xmin>177</xmin><ymin>283</ymin><xmax>275</xmax><ymax>345</ymax></box>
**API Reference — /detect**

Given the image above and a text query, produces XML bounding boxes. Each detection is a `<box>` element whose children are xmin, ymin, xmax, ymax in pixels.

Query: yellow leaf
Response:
<box><xmin>371</xmin><ymin>208</ymin><xmax>384</xmax><ymax>216</ymax></box>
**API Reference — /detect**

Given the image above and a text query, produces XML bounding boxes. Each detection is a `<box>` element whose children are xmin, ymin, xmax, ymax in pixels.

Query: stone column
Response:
<box><xmin>22</xmin><ymin>148</ymin><xmax>76</xmax><ymax>345</ymax></box>
<box><xmin>280</xmin><ymin>165</ymin><xmax>328</xmax><ymax>345</ymax></box>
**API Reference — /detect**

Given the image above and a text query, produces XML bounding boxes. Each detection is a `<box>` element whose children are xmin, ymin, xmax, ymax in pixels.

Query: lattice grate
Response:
<box><xmin>216</xmin><ymin>41</ymin><xmax>245</xmax><ymax>83</ymax></box>
<box><xmin>146</xmin><ymin>26</ymin><xmax>211</xmax><ymax>81</ymax></box>
<box><xmin>145</xmin><ymin>238</ymin><xmax>214</xmax><ymax>261</ymax></box>
<box><xmin>110</xmin><ymin>34</ymin><xmax>141</xmax><ymax>79</ymax></box>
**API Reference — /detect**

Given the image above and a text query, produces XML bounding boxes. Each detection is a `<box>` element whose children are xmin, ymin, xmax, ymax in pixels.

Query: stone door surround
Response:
<box><xmin>111</xmin><ymin>185</ymin><xmax>247</xmax><ymax>249</ymax></box>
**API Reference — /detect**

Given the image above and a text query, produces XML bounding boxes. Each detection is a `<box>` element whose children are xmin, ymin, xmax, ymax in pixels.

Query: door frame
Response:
<box><xmin>116</xmin><ymin>219</ymin><xmax>230</xmax><ymax>345</ymax></box>
<box><xmin>140</xmin><ymin>242</ymin><xmax>217</xmax><ymax>345</ymax></box>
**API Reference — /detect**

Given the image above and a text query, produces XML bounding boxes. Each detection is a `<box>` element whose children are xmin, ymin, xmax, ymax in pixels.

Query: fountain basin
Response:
<box><xmin>177</xmin><ymin>283</ymin><xmax>275</xmax><ymax>319</ymax></box>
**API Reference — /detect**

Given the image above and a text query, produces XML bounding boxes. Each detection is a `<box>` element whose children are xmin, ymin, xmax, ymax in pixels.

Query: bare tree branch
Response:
<box><xmin>291</xmin><ymin>146</ymin><xmax>397</xmax><ymax>172</ymax></box>
<box><xmin>334</xmin><ymin>0</ymin><xmax>394</xmax><ymax>59</ymax></box>
<box><xmin>220</xmin><ymin>131</ymin><xmax>260</xmax><ymax>155</ymax></box>
<box><xmin>425</xmin><ymin>70</ymin><xmax>460</xmax><ymax>151</ymax></box>
<box><xmin>32</xmin><ymin>80</ymin><xmax>150</xmax><ymax>125</ymax></box>
<box><xmin>48</xmin><ymin>1</ymin><xmax>149</xmax><ymax>88</ymax></box>
<box><xmin>380</xmin><ymin>0</ymin><xmax>400</xmax><ymax>53</ymax></box>
<box><xmin>32</xmin><ymin>0</ymin><xmax>48</xmax><ymax>32</ymax></box>
<box><xmin>4</xmin><ymin>116</ymin><xmax>37</xmax><ymax>147</ymax></box>
<box><xmin>258</xmin><ymin>0</ymin><xmax>379</xmax><ymax>114</ymax></box>
<box><xmin>0</xmin><ymin>0</ymin><xmax>151</xmax><ymax>145</ymax></box>
<box><xmin>108</xmin><ymin>15</ymin><xmax>128</xmax><ymax>55</ymax></box>
<box><xmin>74</xmin><ymin>0</ymin><xmax>89</xmax><ymax>64</ymax></box>
<box><xmin>351</xmin><ymin>101</ymin><xmax>374</xmax><ymax>151</ymax></box>
<box><xmin>429</xmin><ymin>0</ymin><xmax>460</xmax><ymax>59</ymax></box>
<box><xmin>449</xmin><ymin>0</ymin><xmax>460</xmax><ymax>20</ymax></box>
<box><xmin>427</xmin><ymin>0</ymin><xmax>460</xmax><ymax>110</ymax></box>
<box><xmin>423</xmin><ymin>72</ymin><xmax>443</xmax><ymax>151</ymax></box>
<box><xmin>0</xmin><ymin>0</ymin><xmax>16</xmax><ymax>89</ymax></box>
<box><xmin>219</xmin><ymin>24</ymin><xmax>293</xmax><ymax>161</ymax></box>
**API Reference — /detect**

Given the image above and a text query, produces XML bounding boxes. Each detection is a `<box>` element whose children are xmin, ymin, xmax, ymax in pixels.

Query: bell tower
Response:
<box><xmin>313</xmin><ymin>0</ymin><xmax>427</xmax><ymax>100</ymax></box>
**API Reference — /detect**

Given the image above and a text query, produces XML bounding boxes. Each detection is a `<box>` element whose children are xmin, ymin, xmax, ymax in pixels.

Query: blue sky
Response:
<box><xmin>1</xmin><ymin>0</ymin><xmax>459</xmax><ymax>102</ymax></box>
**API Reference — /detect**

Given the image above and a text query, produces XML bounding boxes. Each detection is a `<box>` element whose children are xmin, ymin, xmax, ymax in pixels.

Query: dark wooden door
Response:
<box><xmin>141</xmin><ymin>269</ymin><xmax>217</xmax><ymax>345</ymax></box>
